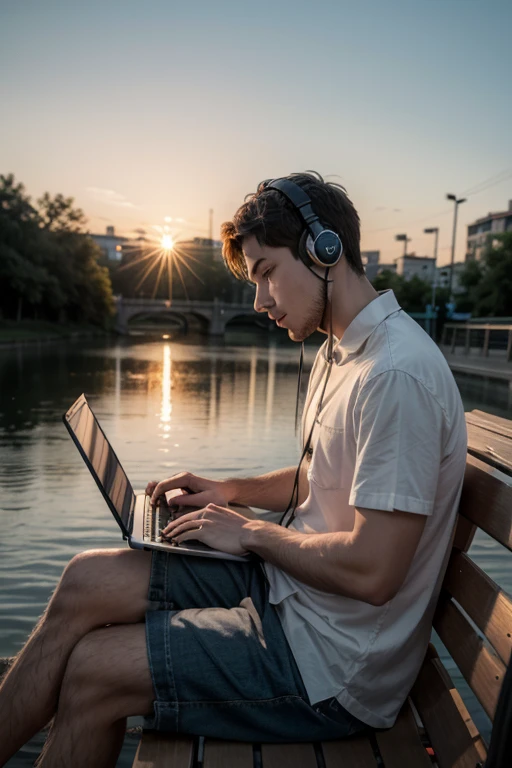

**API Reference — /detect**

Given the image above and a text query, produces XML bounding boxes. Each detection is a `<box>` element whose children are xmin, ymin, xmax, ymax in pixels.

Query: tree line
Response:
<box><xmin>0</xmin><ymin>174</ymin><xmax>114</xmax><ymax>327</ymax></box>
<box><xmin>373</xmin><ymin>231</ymin><xmax>512</xmax><ymax>328</ymax></box>
<box><xmin>108</xmin><ymin>241</ymin><xmax>248</xmax><ymax>304</ymax></box>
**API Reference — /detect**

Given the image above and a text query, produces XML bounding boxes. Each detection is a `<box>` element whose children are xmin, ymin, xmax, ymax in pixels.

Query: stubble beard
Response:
<box><xmin>288</xmin><ymin>282</ymin><xmax>326</xmax><ymax>342</ymax></box>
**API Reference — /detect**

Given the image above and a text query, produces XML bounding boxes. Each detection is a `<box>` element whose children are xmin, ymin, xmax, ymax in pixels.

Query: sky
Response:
<box><xmin>1</xmin><ymin>0</ymin><xmax>511</xmax><ymax>267</ymax></box>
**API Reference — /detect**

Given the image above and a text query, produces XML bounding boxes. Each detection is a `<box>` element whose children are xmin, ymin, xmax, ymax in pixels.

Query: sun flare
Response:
<box><xmin>161</xmin><ymin>233</ymin><xmax>174</xmax><ymax>251</ymax></box>
<box><xmin>117</xmin><ymin>221</ymin><xmax>205</xmax><ymax>301</ymax></box>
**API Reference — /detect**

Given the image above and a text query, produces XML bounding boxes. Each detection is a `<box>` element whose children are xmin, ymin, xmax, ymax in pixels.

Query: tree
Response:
<box><xmin>457</xmin><ymin>233</ymin><xmax>512</xmax><ymax>317</ymax></box>
<box><xmin>372</xmin><ymin>271</ymin><xmax>433</xmax><ymax>313</ymax></box>
<box><xmin>37</xmin><ymin>192</ymin><xmax>87</xmax><ymax>233</ymax></box>
<box><xmin>108</xmin><ymin>241</ymin><xmax>244</xmax><ymax>302</ymax></box>
<box><xmin>455</xmin><ymin>259</ymin><xmax>483</xmax><ymax>313</ymax></box>
<box><xmin>0</xmin><ymin>174</ymin><xmax>114</xmax><ymax>326</ymax></box>
<box><xmin>0</xmin><ymin>174</ymin><xmax>43</xmax><ymax>319</ymax></box>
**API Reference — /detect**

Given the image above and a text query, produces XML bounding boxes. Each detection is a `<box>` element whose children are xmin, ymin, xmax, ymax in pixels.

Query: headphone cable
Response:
<box><xmin>280</xmin><ymin>269</ymin><xmax>334</xmax><ymax>528</ymax></box>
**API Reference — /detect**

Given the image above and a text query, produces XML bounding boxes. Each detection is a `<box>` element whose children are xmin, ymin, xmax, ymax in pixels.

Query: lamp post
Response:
<box><xmin>446</xmin><ymin>194</ymin><xmax>466</xmax><ymax>300</ymax></box>
<box><xmin>395</xmin><ymin>233</ymin><xmax>410</xmax><ymax>258</ymax></box>
<box><xmin>424</xmin><ymin>227</ymin><xmax>439</xmax><ymax>339</ymax></box>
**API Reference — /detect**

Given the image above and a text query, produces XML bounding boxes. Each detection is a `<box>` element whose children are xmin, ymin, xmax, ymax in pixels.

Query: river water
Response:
<box><xmin>1</xmin><ymin>332</ymin><xmax>511</xmax><ymax>765</ymax></box>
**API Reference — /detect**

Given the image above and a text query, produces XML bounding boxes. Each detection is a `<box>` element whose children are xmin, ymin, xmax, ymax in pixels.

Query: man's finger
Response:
<box><xmin>163</xmin><ymin>514</ymin><xmax>206</xmax><ymax>538</ymax></box>
<box><xmin>151</xmin><ymin>474</ymin><xmax>190</xmax><ymax>503</ymax></box>
<box><xmin>173</xmin><ymin>528</ymin><xmax>207</xmax><ymax>544</ymax></box>
<box><xmin>162</xmin><ymin>509</ymin><xmax>204</xmax><ymax>535</ymax></box>
<box><xmin>172</xmin><ymin>490</ymin><xmax>216</xmax><ymax>508</ymax></box>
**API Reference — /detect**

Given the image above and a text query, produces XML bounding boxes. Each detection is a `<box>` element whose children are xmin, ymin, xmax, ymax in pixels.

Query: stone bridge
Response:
<box><xmin>115</xmin><ymin>297</ymin><xmax>258</xmax><ymax>335</ymax></box>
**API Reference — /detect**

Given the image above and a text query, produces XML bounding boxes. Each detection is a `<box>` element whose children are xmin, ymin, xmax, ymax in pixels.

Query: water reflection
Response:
<box><xmin>247</xmin><ymin>348</ymin><xmax>257</xmax><ymax>436</ymax></box>
<box><xmin>208</xmin><ymin>357</ymin><xmax>219</xmax><ymax>435</ymax></box>
<box><xmin>265</xmin><ymin>345</ymin><xmax>276</xmax><ymax>432</ymax></box>
<box><xmin>160</xmin><ymin>345</ymin><xmax>172</xmax><ymax>439</ymax></box>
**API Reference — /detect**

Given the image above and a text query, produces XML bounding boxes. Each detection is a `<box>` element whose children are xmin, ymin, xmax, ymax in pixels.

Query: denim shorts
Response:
<box><xmin>144</xmin><ymin>551</ymin><xmax>367</xmax><ymax>742</ymax></box>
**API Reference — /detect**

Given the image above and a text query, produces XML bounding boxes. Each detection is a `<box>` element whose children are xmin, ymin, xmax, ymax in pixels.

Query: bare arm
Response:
<box><xmin>149</xmin><ymin>464</ymin><xmax>309</xmax><ymax>515</ymax></box>
<box><xmin>226</xmin><ymin>465</ymin><xmax>308</xmax><ymax>512</ymax></box>
<box><xmin>239</xmin><ymin>506</ymin><xmax>427</xmax><ymax>605</ymax></box>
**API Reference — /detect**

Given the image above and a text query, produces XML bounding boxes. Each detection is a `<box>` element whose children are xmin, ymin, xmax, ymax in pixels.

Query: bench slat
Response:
<box><xmin>261</xmin><ymin>743</ymin><xmax>318</xmax><ymax>768</ymax></box>
<box><xmin>321</xmin><ymin>737</ymin><xmax>377</xmax><ymax>768</ymax></box>
<box><xmin>452</xmin><ymin>514</ymin><xmax>477</xmax><ymax>553</ymax></box>
<box><xmin>443</xmin><ymin>550</ymin><xmax>512</xmax><ymax>666</ymax></box>
<box><xmin>374</xmin><ymin>700</ymin><xmax>431</xmax><ymax>768</ymax></box>
<box><xmin>132</xmin><ymin>733</ymin><xmax>194</xmax><ymax>768</ymax></box>
<box><xmin>433</xmin><ymin>595</ymin><xmax>506</xmax><ymax>720</ymax></box>
<box><xmin>204</xmin><ymin>740</ymin><xmax>253</xmax><ymax>767</ymax></box>
<box><xmin>469</xmin><ymin>409</ymin><xmax>512</xmax><ymax>438</ymax></box>
<box><xmin>467</xmin><ymin>421</ymin><xmax>512</xmax><ymax>475</ymax></box>
<box><xmin>411</xmin><ymin>646</ymin><xmax>487</xmax><ymax>768</ymax></box>
<box><xmin>458</xmin><ymin>454</ymin><xmax>512</xmax><ymax>552</ymax></box>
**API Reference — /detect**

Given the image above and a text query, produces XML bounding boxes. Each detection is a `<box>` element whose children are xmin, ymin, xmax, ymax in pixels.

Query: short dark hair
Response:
<box><xmin>221</xmin><ymin>171</ymin><xmax>363</xmax><ymax>280</ymax></box>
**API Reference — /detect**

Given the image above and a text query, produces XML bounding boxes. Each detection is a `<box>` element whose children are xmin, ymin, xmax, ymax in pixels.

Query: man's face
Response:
<box><xmin>243</xmin><ymin>236</ymin><xmax>325</xmax><ymax>342</ymax></box>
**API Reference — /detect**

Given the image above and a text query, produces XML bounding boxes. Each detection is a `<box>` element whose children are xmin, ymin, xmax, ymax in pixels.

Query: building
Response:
<box><xmin>436</xmin><ymin>262</ymin><xmax>465</xmax><ymax>295</ymax></box>
<box><xmin>466</xmin><ymin>200</ymin><xmax>512</xmax><ymax>262</ymax></box>
<box><xmin>361</xmin><ymin>250</ymin><xmax>397</xmax><ymax>280</ymax></box>
<box><xmin>395</xmin><ymin>254</ymin><xmax>436</xmax><ymax>282</ymax></box>
<box><xmin>192</xmin><ymin>237</ymin><xmax>224</xmax><ymax>263</ymax></box>
<box><xmin>90</xmin><ymin>226</ymin><xmax>129</xmax><ymax>262</ymax></box>
<box><xmin>193</xmin><ymin>237</ymin><xmax>223</xmax><ymax>248</ymax></box>
<box><xmin>361</xmin><ymin>250</ymin><xmax>380</xmax><ymax>281</ymax></box>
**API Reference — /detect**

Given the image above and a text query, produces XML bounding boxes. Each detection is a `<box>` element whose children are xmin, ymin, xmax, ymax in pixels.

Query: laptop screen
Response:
<box><xmin>64</xmin><ymin>394</ymin><xmax>135</xmax><ymax>536</ymax></box>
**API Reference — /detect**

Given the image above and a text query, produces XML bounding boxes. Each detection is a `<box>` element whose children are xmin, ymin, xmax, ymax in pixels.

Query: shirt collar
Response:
<box><xmin>326</xmin><ymin>290</ymin><xmax>402</xmax><ymax>365</ymax></box>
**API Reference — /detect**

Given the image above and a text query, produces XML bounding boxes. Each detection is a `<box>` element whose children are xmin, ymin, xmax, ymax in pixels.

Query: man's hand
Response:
<box><xmin>146</xmin><ymin>472</ymin><xmax>232</xmax><ymax>509</ymax></box>
<box><xmin>161</xmin><ymin>504</ymin><xmax>251</xmax><ymax>557</ymax></box>
<box><xmin>146</xmin><ymin>466</ymin><xmax>305</xmax><ymax>517</ymax></box>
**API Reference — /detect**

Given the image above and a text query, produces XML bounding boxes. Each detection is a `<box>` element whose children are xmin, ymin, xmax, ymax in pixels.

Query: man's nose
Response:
<box><xmin>254</xmin><ymin>285</ymin><xmax>272</xmax><ymax>314</ymax></box>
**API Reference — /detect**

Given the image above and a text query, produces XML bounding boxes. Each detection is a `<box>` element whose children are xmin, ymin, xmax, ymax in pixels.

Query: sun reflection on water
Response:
<box><xmin>160</xmin><ymin>344</ymin><xmax>172</xmax><ymax>438</ymax></box>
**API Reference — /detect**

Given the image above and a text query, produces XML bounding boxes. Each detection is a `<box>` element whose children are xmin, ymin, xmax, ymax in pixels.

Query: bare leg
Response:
<box><xmin>0</xmin><ymin>548</ymin><xmax>152</xmax><ymax>766</ymax></box>
<box><xmin>35</xmin><ymin>624</ymin><xmax>154</xmax><ymax>768</ymax></box>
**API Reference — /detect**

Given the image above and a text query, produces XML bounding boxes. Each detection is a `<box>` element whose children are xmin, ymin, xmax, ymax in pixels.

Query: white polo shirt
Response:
<box><xmin>263</xmin><ymin>290</ymin><xmax>467</xmax><ymax>729</ymax></box>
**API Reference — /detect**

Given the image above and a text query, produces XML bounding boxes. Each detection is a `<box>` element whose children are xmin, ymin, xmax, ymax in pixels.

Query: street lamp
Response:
<box><xmin>424</xmin><ymin>227</ymin><xmax>439</xmax><ymax>339</ymax></box>
<box><xmin>395</xmin><ymin>233</ymin><xmax>411</xmax><ymax>258</ymax></box>
<box><xmin>446</xmin><ymin>194</ymin><xmax>466</xmax><ymax>300</ymax></box>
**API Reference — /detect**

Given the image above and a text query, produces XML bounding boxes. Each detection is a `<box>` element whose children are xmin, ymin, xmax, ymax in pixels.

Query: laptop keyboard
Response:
<box><xmin>142</xmin><ymin>495</ymin><xmax>210</xmax><ymax>551</ymax></box>
<box><xmin>143</xmin><ymin>496</ymin><xmax>172</xmax><ymax>543</ymax></box>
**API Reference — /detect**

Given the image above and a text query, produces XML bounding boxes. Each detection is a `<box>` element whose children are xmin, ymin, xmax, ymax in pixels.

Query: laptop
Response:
<box><xmin>63</xmin><ymin>393</ymin><xmax>254</xmax><ymax>562</ymax></box>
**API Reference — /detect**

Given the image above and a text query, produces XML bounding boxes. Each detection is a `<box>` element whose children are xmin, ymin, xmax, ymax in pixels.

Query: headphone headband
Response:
<box><xmin>265</xmin><ymin>177</ymin><xmax>343</xmax><ymax>268</ymax></box>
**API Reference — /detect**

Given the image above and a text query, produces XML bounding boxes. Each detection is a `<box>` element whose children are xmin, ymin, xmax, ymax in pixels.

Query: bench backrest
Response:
<box><xmin>409</xmin><ymin>410</ymin><xmax>512</xmax><ymax>767</ymax></box>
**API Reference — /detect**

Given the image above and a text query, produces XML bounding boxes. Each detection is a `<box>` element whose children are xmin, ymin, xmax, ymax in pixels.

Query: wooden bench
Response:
<box><xmin>132</xmin><ymin>408</ymin><xmax>512</xmax><ymax>768</ymax></box>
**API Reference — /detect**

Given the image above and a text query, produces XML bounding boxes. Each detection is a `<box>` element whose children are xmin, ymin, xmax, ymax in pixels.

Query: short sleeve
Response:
<box><xmin>349</xmin><ymin>371</ymin><xmax>445</xmax><ymax>515</ymax></box>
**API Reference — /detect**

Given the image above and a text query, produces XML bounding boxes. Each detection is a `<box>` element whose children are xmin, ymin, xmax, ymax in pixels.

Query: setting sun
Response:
<box><xmin>161</xmin><ymin>234</ymin><xmax>174</xmax><ymax>251</ymax></box>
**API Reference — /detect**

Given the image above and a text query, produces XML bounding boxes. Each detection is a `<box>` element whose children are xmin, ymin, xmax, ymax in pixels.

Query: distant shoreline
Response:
<box><xmin>0</xmin><ymin>320</ymin><xmax>109</xmax><ymax>347</ymax></box>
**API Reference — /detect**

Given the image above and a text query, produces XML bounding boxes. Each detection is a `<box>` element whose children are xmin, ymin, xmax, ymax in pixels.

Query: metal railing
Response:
<box><xmin>441</xmin><ymin>323</ymin><xmax>512</xmax><ymax>361</ymax></box>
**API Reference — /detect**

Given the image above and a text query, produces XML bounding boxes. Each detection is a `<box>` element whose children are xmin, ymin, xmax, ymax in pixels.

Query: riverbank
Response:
<box><xmin>0</xmin><ymin>320</ymin><xmax>109</xmax><ymax>346</ymax></box>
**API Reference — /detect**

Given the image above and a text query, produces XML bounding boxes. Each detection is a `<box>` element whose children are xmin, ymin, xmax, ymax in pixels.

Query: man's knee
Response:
<box><xmin>48</xmin><ymin>550</ymin><xmax>111</xmax><ymax>619</ymax></box>
<box><xmin>48</xmin><ymin>548</ymin><xmax>151</xmax><ymax>626</ymax></box>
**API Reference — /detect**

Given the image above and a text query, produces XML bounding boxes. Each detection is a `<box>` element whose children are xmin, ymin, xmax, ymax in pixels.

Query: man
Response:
<box><xmin>0</xmin><ymin>172</ymin><xmax>467</xmax><ymax>767</ymax></box>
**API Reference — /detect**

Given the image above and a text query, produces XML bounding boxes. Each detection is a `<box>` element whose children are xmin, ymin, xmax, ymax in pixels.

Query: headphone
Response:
<box><xmin>265</xmin><ymin>177</ymin><xmax>344</xmax><ymax>269</ymax></box>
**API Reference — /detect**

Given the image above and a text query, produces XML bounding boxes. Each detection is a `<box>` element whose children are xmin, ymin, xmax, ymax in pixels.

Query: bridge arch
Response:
<box><xmin>115</xmin><ymin>298</ymin><xmax>257</xmax><ymax>336</ymax></box>
<box><xmin>126</xmin><ymin>310</ymin><xmax>190</xmax><ymax>333</ymax></box>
